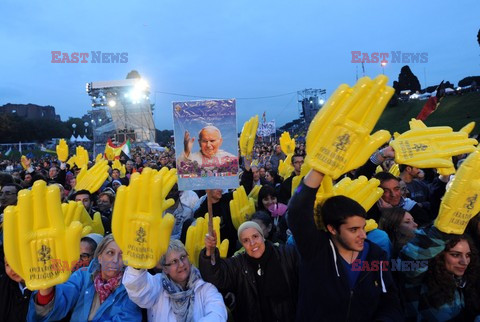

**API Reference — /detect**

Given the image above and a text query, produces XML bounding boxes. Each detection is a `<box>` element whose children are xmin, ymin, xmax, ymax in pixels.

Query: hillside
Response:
<box><xmin>373</xmin><ymin>92</ymin><xmax>480</xmax><ymax>134</ymax></box>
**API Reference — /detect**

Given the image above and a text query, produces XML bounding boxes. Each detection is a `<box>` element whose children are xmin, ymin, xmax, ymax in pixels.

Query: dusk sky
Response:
<box><xmin>1</xmin><ymin>0</ymin><xmax>479</xmax><ymax>131</ymax></box>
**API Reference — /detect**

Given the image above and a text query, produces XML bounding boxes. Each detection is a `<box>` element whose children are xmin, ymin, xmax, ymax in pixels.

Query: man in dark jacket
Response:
<box><xmin>287</xmin><ymin>169</ymin><xmax>403</xmax><ymax>321</ymax></box>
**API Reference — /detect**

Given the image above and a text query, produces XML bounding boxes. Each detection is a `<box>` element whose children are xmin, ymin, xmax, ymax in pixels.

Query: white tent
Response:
<box><xmin>69</xmin><ymin>135</ymin><xmax>77</xmax><ymax>143</ymax></box>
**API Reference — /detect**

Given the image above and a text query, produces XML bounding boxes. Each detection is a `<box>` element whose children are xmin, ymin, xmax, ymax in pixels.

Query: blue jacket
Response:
<box><xmin>27</xmin><ymin>259</ymin><xmax>141</xmax><ymax>322</ymax></box>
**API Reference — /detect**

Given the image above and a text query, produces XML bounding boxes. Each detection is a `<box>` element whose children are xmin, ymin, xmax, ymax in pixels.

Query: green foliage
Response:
<box><xmin>0</xmin><ymin>114</ymin><xmax>70</xmax><ymax>143</ymax></box>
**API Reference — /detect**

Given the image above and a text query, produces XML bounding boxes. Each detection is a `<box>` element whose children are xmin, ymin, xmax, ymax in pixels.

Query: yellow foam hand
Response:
<box><xmin>61</xmin><ymin>201</ymin><xmax>93</xmax><ymax>237</ymax></box>
<box><xmin>240</xmin><ymin>115</ymin><xmax>259</xmax><ymax>158</ymax></box>
<box><xmin>20</xmin><ymin>155</ymin><xmax>31</xmax><ymax>170</ymax></box>
<box><xmin>3</xmin><ymin>181</ymin><xmax>82</xmax><ymax>290</ymax></box>
<box><xmin>375</xmin><ymin>165</ymin><xmax>383</xmax><ymax>174</ymax></box>
<box><xmin>112</xmin><ymin>167</ymin><xmax>176</xmax><ymax>269</ymax></box>
<box><xmin>291</xmin><ymin>162</ymin><xmax>312</xmax><ymax>196</ymax></box>
<box><xmin>66</xmin><ymin>156</ymin><xmax>76</xmax><ymax>168</ymax></box>
<box><xmin>247</xmin><ymin>185</ymin><xmax>262</xmax><ymax>207</ymax></box>
<box><xmin>75</xmin><ymin>159</ymin><xmax>110</xmax><ymax>193</ymax></box>
<box><xmin>56</xmin><ymin>139</ymin><xmax>69</xmax><ymax>162</ymax></box>
<box><xmin>365</xmin><ymin>219</ymin><xmax>378</xmax><ymax>233</ymax></box>
<box><xmin>389</xmin><ymin>163</ymin><xmax>400</xmax><ymax>177</ymax></box>
<box><xmin>437</xmin><ymin>122</ymin><xmax>476</xmax><ymax>176</ymax></box>
<box><xmin>334</xmin><ymin>176</ymin><xmax>384</xmax><ymax>212</ymax></box>
<box><xmin>280</xmin><ymin>132</ymin><xmax>295</xmax><ymax>154</ymax></box>
<box><xmin>74</xmin><ymin>146</ymin><xmax>89</xmax><ymax>169</ymax></box>
<box><xmin>112</xmin><ymin>160</ymin><xmax>127</xmax><ymax>178</ymax></box>
<box><xmin>229</xmin><ymin>185</ymin><xmax>256</xmax><ymax>230</ymax></box>
<box><xmin>390</xmin><ymin>119</ymin><xmax>478</xmax><ymax>169</ymax></box>
<box><xmin>315</xmin><ymin>175</ymin><xmax>335</xmax><ymax>207</ymax></box>
<box><xmin>306</xmin><ymin>75</ymin><xmax>393</xmax><ymax>179</ymax></box>
<box><xmin>278</xmin><ymin>154</ymin><xmax>294</xmax><ymax>180</ymax></box>
<box><xmin>104</xmin><ymin>144</ymin><xmax>115</xmax><ymax>161</ymax></box>
<box><xmin>434</xmin><ymin>150</ymin><xmax>480</xmax><ymax>234</ymax></box>
<box><xmin>95</xmin><ymin>153</ymin><xmax>104</xmax><ymax>164</ymax></box>
<box><xmin>185</xmin><ymin>215</ymin><xmax>228</xmax><ymax>267</ymax></box>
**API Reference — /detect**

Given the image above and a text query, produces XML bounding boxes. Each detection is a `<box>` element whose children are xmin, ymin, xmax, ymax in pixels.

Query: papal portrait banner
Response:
<box><xmin>173</xmin><ymin>99</ymin><xmax>239</xmax><ymax>190</ymax></box>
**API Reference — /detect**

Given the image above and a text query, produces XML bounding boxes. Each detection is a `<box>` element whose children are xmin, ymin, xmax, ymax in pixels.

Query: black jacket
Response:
<box><xmin>0</xmin><ymin>274</ymin><xmax>32</xmax><ymax>321</ymax></box>
<box><xmin>199</xmin><ymin>243</ymin><xmax>298</xmax><ymax>322</ymax></box>
<box><xmin>287</xmin><ymin>181</ymin><xmax>403</xmax><ymax>322</ymax></box>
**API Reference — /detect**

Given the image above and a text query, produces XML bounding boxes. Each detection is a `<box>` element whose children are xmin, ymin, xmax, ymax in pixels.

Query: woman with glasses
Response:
<box><xmin>28</xmin><ymin>234</ymin><xmax>141</xmax><ymax>321</ymax></box>
<box><xmin>123</xmin><ymin>239</ymin><xmax>227</xmax><ymax>321</ymax></box>
<box><xmin>200</xmin><ymin>221</ymin><xmax>298</xmax><ymax>322</ymax></box>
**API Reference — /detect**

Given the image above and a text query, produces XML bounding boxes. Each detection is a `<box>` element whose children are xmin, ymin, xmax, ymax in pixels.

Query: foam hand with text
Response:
<box><xmin>185</xmin><ymin>215</ymin><xmax>228</xmax><ymax>267</ymax></box>
<box><xmin>434</xmin><ymin>150</ymin><xmax>480</xmax><ymax>234</ymax></box>
<box><xmin>56</xmin><ymin>139</ymin><xmax>69</xmax><ymax>163</ymax></box>
<box><xmin>112</xmin><ymin>167</ymin><xmax>176</xmax><ymax>269</ymax></box>
<box><xmin>75</xmin><ymin>159</ymin><xmax>110</xmax><ymax>193</ymax></box>
<box><xmin>390</xmin><ymin>118</ymin><xmax>477</xmax><ymax>169</ymax></box>
<box><xmin>306</xmin><ymin>75</ymin><xmax>393</xmax><ymax>179</ymax></box>
<box><xmin>3</xmin><ymin>181</ymin><xmax>82</xmax><ymax>290</ymax></box>
<box><xmin>229</xmin><ymin>185</ymin><xmax>256</xmax><ymax>230</ymax></box>
<box><xmin>239</xmin><ymin>115</ymin><xmax>259</xmax><ymax>159</ymax></box>
<box><xmin>279</xmin><ymin>131</ymin><xmax>296</xmax><ymax>155</ymax></box>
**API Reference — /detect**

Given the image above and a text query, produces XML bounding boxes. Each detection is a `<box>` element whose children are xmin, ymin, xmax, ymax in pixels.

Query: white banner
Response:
<box><xmin>257</xmin><ymin>120</ymin><xmax>276</xmax><ymax>137</ymax></box>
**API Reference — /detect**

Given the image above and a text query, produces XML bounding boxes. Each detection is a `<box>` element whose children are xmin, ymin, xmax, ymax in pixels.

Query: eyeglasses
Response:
<box><xmin>80</xmin><ymin>253</ymin><xmax>93</xmax><ymax>261</ymax></box>
<box><xmin>164</xmin><ymin>254</ymin><xmax>189</xmax><ymax>268</ymax></box>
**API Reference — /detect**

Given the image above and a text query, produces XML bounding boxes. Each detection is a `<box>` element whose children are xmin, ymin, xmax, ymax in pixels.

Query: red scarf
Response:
<box><xmin>93</xmin><ymin>272</ymin><xmax>123</xmax><ymax>304</ymax></box>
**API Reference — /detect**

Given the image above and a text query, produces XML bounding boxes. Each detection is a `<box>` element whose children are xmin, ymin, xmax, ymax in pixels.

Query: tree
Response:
<box><xmin>393</xmin><ymin>66</ymin><xmax>421</xmax><ymax>94</ymax></box>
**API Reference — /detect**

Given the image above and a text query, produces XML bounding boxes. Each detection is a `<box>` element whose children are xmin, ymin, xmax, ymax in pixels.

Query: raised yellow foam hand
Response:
<box><xmin>3</xmin><ymin>181</ymin><xmax>82</xmax><ymax>290</ymax></box>
<box><xmin>61</xmin><ymin>201</ymin><xmax>93</xmax><ymax>237</ymax></box>
<box><xmin>229</xmin><ymin>185</ymin><xmax>256</xmax><ymax>230</ymax></box>
<box><xmin>95</xmin><ymin>153</ymin><xmax>104</xmax><ymax>164</ymax></box>
<box><xmin>185</xmin><ymin>215</ymin><xmax>228</xmax><ymax>267</ymax></box>
<box><xmin>104</xmin><ymin>144</ymin><xmax>115</xmax><ymax>161</ymax></box>
<box><xmin>74</xmin><ymin>146</ymin><xmax>89</xmax><ymax>169</ymax></box>
<box><xmin>434</xmin><ymin>150</ymin><xmax>480</xmax><ymax>234</ymax></box>
<box><xmin>389</xmin><ymin>163</ymin><xmax>400</xmax><ymax>177</ymax></box>
<box><xmin>56</xmin><ymin>139</ymin><xmax>69</xmax><ymax>162</ymax></box>
<box><xmin>247</xmin><ymin>184</ymin><xmax>262</xmax><ymax>207</ymax></box>
<box><xmin>333</xmin><ymin>176</ymin><xmax>383</xmax><ymax>212</ymax></box>
<box><xmin>391</xmin><ymin>119</ymin><xmax>478</xmax><ymax>169</ymax></box>
<box><xmin>66</xmin><ymin>156</ymin><xmax>76</xmax><ymax>168</ymax></box>
<box><xmin>112</xmin><ymin>167</ymin><xmax>176</xmax><ymax>269</ymax></box>
<box><xmin>240</xmin><ymin>115</ymin><xmax>259</xmax><ymax>158</ymax></box>
<box><xmin>20</xmin><ymin>155</ymin><xmax>31</xmax><ymax>170</ymax></box>
<box><xmin>278</xmin><ymin>154</ymin><xmax>294</xmax><ymax>180</ymax></box>
<box><xmin>291</xmin><ymin>162</ymin><xmax>312</xmax><ymax>196</ymax></box>
<box><xmin>280</xmin><ymin>132</ymin><xmax>295</xmax><ymax>154</ymax></box>
<box><xmin>437</xmin><ymin>122</ymin><xmax>476</xmax><ymax>176</ymax></box>
<box><xmin>112</xmin><ymin>159</ymin><xmax>126</xmax><ymax>178</ymax></box>
<box><xmin>75</xmin><ymin>159</ymin><xmax>110</xmax><ymax>193</ymax></box>
<box><xmin>306</xmin><ymin>75</ymin><xmax>393</xmax><ymax>179</ymax></box>
<box><xmin>365</xmin><ymin>219</ymin><xmax>378</xmax><ymax>233</ymax></box>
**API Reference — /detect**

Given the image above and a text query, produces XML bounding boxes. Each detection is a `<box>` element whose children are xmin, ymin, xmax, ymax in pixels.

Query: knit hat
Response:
<box><xmin>85</xmin><ymin>233</ymin><xmax>104</xmax><ymax>248</ymax></box>
<box><xmin>237</xmin><ymin>221</ymin><xmax>264</xmax><ymax>240</ymax></box>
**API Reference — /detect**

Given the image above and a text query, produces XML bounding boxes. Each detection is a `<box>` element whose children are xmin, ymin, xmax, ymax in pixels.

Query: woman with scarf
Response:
<box><xmin>257</xmin><ymin>185</ymin><xmax>288</xmax><ymax>242</ymax></box>
<box><xmin>27</xmin><ymin>234</ymin><xmax>141</xmax><ymax>321</ymax></box>
<box><xmin>200</xmin><ymin>221</ymin><xmax>298</xmax><ymax>322</ymax></box>
<box><xmin>123</xmin><ymin>239</ymin><xmax>227</xmax><ymax>321</ymax></box>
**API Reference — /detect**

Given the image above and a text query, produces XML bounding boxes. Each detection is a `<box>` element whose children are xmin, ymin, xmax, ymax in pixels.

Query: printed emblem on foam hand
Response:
<box><xmin>280</xmin><ymin>131</ymin><xmax>296</xmax><ymax>155</ymax></box>
<box><xmin>240</xmin><ymin>115</ymin><xmax>259</xmax><ymax>158</ymax></box>
<box><xmin>390</xmin><ymin>119</ymin><xmax>477</xmax><ymax>170</ymax></box>
<box><xmin>434</xmin><ymin>150</ymin><xmax>480</xmax><ymax>235</ymax></box>
<box><xmin>56</xmin><ymin>139</ymin><xmax>69</xmax><ymax>163</ymax></box>
<box><xmin>185</xmin><ymin>215</ymin><xmax>229</xmax><ymax>267</ymax></box>
<box><xmin>229</xmin><ymin>185</ymin><xmax>256</xmax><ymax>230</ymax></box>
<box><xmin>3</xmin><ymin>180</ymin><xmax>83</xmax><ymax>290</ymax></box>
<box><xmin>112</xmin><ymin>167</ymin><xmax>176</xmax><ymax>269</ymax></box>
<box><xmin>305</xmin><ymin>75</ymin><xmax>393</xmax><ymax>179</ymax></box>
<box><xmin>75</xmin><ymin>159</ymin><xmax>110</xmax><ymax>193</ymax></box>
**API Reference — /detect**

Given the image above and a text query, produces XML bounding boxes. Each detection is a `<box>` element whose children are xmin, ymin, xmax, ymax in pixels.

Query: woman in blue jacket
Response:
<box><xmin>28</xmin><ymin>234</ymin><xmax>141</xmax><ymax>321</ymax></box>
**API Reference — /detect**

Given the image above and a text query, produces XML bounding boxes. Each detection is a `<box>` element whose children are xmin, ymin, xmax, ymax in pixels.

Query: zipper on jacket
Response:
<box><xmin>345</xmin><ymin>290</ymin><xmax>353</xmax><ymax>321</ymax></box>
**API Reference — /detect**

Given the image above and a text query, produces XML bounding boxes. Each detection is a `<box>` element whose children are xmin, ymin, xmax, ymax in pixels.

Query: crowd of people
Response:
<box><xmin>0</xmin><ymin>121</ymin><xmax>480</xmax><ymax>322</ymax></box>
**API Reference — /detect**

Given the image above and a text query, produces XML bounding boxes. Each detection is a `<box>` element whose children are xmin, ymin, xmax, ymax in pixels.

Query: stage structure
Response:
<box><xmin>297</xmin><ymin>88</ymin><xmax>327</xmax><ymax>126</ymax></box>
<box><xmin>86</xmin><ymin>77</ymin><xmax>156</xmax><ymax>143</ymax></box>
